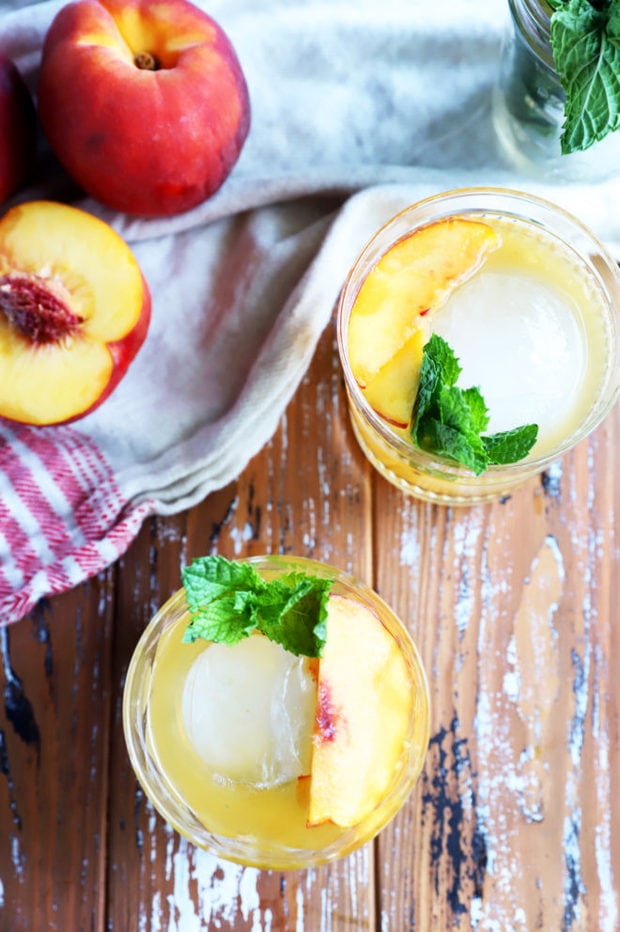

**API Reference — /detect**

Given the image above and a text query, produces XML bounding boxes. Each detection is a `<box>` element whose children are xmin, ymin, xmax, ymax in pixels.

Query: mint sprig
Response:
<box><xmin>411</xmin><ymin>335</ymin><xmax>538</xmax><ymax>475</ymax></box>
<box><xmin>548</xmin><ymin>0</ymin><xmax>620</xmax><ymax>153</ymax></box>
<box><xmin>181</xmin><ymin>555</ymin><xmax>331</xmax><ymax>657</ymax></box>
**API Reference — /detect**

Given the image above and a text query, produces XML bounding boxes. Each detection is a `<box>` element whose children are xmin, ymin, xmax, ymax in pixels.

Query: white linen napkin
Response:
<box><xmin>1</xmin><ymin>0</ymin><xmax>619</xmax><ymax>624</ymax></box>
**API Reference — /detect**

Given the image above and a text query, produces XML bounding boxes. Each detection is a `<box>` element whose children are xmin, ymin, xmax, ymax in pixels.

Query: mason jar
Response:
<box><xmin>492</xmin><ymin>0</ymin><xmax>620</xmax><ymax>180</ymax></box>
<box><xmin>336</xmin><ymin>188</ymin><xmax>620</xmax><ymax>506</ymax></box>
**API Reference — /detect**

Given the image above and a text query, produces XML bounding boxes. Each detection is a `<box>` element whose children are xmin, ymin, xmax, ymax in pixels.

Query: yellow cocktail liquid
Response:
<box><xmin>428</xmin><ymin>216</ymin><xmax>611</xmax><ymax>457</ymax></box>
<box><xmin>124</xmin><ymin>556</ymin><xmax>431</xmax><ymax>867</ymax></box>
<box><xmin>345</xmin><ymin>210</ymin><xmax>616</xmax><ymax>503</ymax></box>
<box><xmin>146</xmin><ymin>615</ymin><xmax>344</xmax><ymax>852</ymax></box>
<box><xmin>143</xmin><ymin>607</ymin><xmax>429</xmax><ymax>862</ymax></box>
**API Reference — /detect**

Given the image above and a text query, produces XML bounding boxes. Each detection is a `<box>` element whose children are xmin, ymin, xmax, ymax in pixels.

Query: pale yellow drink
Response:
<box><xmin>123</xmin><ymin>556</ymin><xmax>430</xmax><ymax>869</ymax></box>
<box><xmin>338</xmin><ymin>188</ymin><xmax>620</xmax><ymax>505</ymax></box>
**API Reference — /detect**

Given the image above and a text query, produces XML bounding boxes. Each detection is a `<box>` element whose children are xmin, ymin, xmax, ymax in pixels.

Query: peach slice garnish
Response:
<box><xmin>348</xmin><ymin>218</ymin><xmax>499</xmax><ymax>388</ymax></box>
<box><xmin>362</xmin><ymin>327</ymin><xmax>426</xmax><ymax>429</ymax></box>
<box><xmin>0</xmin><ymin>200</ymin><xmax>150</xmax><ymax>425</ymax></box>
<box><xmin>307</xmin><ymin>595</ymin><xmax>413</xmax><ymax>828</ymax></box>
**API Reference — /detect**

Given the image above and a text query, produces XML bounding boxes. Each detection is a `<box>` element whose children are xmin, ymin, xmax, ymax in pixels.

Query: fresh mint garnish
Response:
<box><xmin>182</xmin><ymin>555</ymin><xmax>331</xmax><ymax>657</ymax></box>
<box><xmin>411</xmin><ymin>334</ymin><xmax>538</xmax><ymax>475</ymax></box>
<box><xmin>481</xmin><ymin>424</ymin><xmax>540</xmax><ymax>465</ymax></box>
<box><xmin>548</xmin><ymin>0</ymin><xmax>620</xmax><ymax>153</ymax></box>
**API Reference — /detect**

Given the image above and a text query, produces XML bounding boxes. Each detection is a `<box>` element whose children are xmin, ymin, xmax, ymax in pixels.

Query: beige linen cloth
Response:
<box><xmin>1</xmin><ymin>0</ymin><xmax>619</xmax><ymax>623</ymax></box>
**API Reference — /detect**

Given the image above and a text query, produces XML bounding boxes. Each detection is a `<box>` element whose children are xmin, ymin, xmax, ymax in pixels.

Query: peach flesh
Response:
<box><xmin>0</xmin><ymin>200</ymin><xmax>150</xmax><ymax>426</ymax></box>
<box><xmin>307</xmin><ymin>595</ymin><xmax>413</xmax><ymax>828</ymax></box>
<box><xmin>315</xmin><ymin>682</ymin><xmax>337</xmax><ymax>742</ymax></box>
<box><xmin>348</xmin><ymin>218</ymin><xmax>500</xmax><ymax>387</ymax></box>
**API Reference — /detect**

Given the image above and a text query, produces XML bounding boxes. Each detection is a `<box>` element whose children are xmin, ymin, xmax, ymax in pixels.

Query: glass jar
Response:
<box><xmin>492</xmin><ymin>0</ymin><xmax>620</xmax><ymax>181</ymax></box>
<box><xmin>123</xmin><ymin>555</ymin><xmax>430</xmax><ymax>869</ymax></box>
<box><xmin>336</xmin><ymin>188</ymin><xmax>620</xmax><ymax>506</ymax></box>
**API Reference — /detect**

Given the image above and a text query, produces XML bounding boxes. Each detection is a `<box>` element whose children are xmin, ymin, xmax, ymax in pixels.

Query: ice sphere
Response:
<box><xmin>182</xmin><ymin>634</ymin><xmax>316</xmax><ymax>787</ymax></box>
<box><xmin>432</xmin><ymin>269</ymin><xmax>586</xmax><ymax>443</ymax></box>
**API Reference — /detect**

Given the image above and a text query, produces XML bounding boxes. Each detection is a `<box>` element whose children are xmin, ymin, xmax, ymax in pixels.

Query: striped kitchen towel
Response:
<box><xmin>0</xmin><ymin>423</ymin><xmax>153</xmax><ymax>620</ymax></box>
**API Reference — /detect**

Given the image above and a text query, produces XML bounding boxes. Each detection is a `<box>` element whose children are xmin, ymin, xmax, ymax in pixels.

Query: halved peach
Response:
<box><xmin>362</xmin><ymin>327</ymin><xmax>426</xmax><ymax>429</ymax></box>
<box><xmin>307</xmin><ymin>595</ymin><xmax>412</xmax><ymax>828</ymax></box>
<box><xmin>0</xmin><ymin>200</ymin><xmax>150</xmax><ymax>425</ymax></box>
<box><xmin>348</xmin><ymin>218</ymin><xmax>499</xmax><ymax>387</ymax></box>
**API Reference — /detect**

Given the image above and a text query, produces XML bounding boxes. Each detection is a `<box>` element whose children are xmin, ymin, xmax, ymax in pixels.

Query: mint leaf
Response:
<box><xmin>411</xmin><ymin>334</ymin><xmax>462</xmax><ymax>445</ymax></box>
<box><xmin>462</xmin><ymin>386</ymin><xmax>490</xmax><ymax>434</ymax></box>
<box><xmin>182</xmin><ymin>554</ymin><xmax>265</xmax><ymax>604</ymax></box>
<box><xmin>426</xmin><ymin>332</ymin><xmax>462</xmax><ymax>386</ymax></box>
<box><xmin>181</xmin><ymin>595</ymin><xmax>259</xmax><ymax>645</ymax></box>
<box><xmin>609</xmin><ymin>4</ymin><xmax>620</xmax><ymax>41</ymax></box>
<box><xmin>410</xmin><ymin>335</ymin><xmax>538</xmax><ymax>475</ymax></box>
<box><xmin>550</xmin><ymin>0</ymin><xmax>620</xmax><ymax>153</ymax></box>
<box><xmin>419</xmin><ymin>418</ymin><xmax>489</xmax><ymax>474</ymax></box>
<box><xmin>259</xmin><ymin>574</ymin><xmax>329</xmax><ymax>657</ymax></box>
<box><xmin>182</xmin><ymin>556</ymin><xmax>331</xmax><ymax>657</ymax></box>
<box><xmin>411</xmin><ymin>355</ymin><xmax>440</xmax><ymax>443</ymax></box>
<box><xmin>483</xmin><ymin>424</ymin><xmax>540</xmax><ymax>465</ymax></box>
<box><xmin>437</xmin><ymin>383</ymin><xmax>477</xmax><ymax>434</ymax></box>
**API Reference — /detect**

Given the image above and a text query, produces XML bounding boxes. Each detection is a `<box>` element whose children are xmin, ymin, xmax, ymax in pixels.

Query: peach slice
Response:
<box><xmin>362</xmin><ymin>327</ymin><xmax>426</xmax><ymax>429</ymax></box>
<box><xmin>0</xmin><ymin>200</ymin><xmax>151</xmax><ymax>425</ymax></box>
<box><xmin>307</xmin><ymin>595</ymin><xmax>412</xmax><ymax>828</ymax></box>
<box><xmin>348</xmin><ymin>218</ymin><xmax>499</xmax><ymax>387</ymax></box>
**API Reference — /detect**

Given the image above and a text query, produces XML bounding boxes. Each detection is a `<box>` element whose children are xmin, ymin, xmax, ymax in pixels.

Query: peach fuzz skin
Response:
<box><xmin>0</xmin><ymin>52</ymin><xmax>37</xmax><ymax>205</ymax></box>
<box><xmin>37</xmin><ymin>0</ymin><xmax>250</xmax><ymax>217</ymax></box>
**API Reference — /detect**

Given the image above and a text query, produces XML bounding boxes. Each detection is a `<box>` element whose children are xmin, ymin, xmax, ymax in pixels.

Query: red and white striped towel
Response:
<box><xmin>2</xmin><ymin>0</ymin><xmax>619</xmax><ymax>625</ymax></box>
<box><xmin>0</xmin><ymin>422</ymin><xmax>153</xmax><ymax>621</ymax></box>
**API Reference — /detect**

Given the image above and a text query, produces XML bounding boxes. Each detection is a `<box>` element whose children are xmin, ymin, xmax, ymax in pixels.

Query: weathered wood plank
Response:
<box><xmin>0</xmin><ymin>572</ymin><xmax>115</xmax><ymax>931</ymax></box>
<box><xmin>372</xmin><ymin>405</ymin><xmax>620</xmax><ymax>930</ymax></box>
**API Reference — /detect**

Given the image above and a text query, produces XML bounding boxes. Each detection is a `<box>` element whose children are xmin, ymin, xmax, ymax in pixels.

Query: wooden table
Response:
<box><xmin>1</xmin><ymin>313</ymin><xmax>618</xmax><ymax>931</ymax></box>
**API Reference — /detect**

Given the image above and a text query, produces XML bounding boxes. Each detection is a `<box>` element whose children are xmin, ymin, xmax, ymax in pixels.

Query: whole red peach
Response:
<box><xmin>37</xmin><ymin>0</ymin><xmax>250</xmax><ymax>217</ymax></box>
<box><xmin>0</xmin><ymin>52</ymin><xmax>37</xmax><ymax>205</ymax></box>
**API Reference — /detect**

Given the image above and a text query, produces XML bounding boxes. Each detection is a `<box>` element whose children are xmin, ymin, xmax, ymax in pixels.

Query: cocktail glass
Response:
<box><xmin>337</xmin><ymin>187</ymin><xmax>620</xmax><ymax>506</ymax></box>
<box><xmin>123</xmin><ymin>554</ymin><xmax>430</xmax><ymax>869</ymax></box>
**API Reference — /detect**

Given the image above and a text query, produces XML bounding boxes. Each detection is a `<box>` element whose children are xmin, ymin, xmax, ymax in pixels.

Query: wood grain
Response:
<box><xmin>0</xmin><ymin>574</ymin><xmax>115</xmax><ymax>930</ymax></box>
<box><xmin>1</xmin><ymin>317</ymin><xmax>619</xmax><ymax>931</ymax></box>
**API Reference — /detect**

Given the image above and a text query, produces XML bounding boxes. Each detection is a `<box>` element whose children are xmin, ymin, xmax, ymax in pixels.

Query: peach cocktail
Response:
<box><xmin>337</xmin><ymin>188</ymin><xmax>620</xmax><ymax>505</ymax></box>
<box><xmin>122</xmin><ymin>555</ymin><xmax>430</xmax><ymax>870</ymax></box>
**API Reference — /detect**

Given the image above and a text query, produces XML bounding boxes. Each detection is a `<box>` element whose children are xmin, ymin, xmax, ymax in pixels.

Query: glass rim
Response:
<box><xmin>336</xmin><ymin>185</ymin><xmax>620</xmax><ymax>481</ymax></box>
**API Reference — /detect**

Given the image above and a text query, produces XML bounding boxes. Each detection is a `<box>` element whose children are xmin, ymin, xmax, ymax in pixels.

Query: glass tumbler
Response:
<box><xmin>336</xmin><ymin>187</ymin><xmax>620</xmax><ymax>506</ymax></box>
<box><xmin>123</xmin><ymin>554</ymin><xmax>430</xmax><ymax>869</ymax></box>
